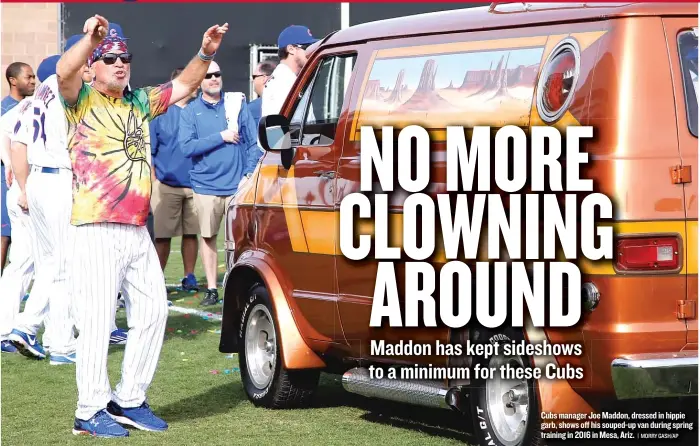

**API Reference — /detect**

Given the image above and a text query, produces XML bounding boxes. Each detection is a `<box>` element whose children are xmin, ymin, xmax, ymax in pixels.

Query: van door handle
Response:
<box><xmin>314</xmin><ymin>170</ymin><xmax>336</xmax><ymax>179</ymax></box>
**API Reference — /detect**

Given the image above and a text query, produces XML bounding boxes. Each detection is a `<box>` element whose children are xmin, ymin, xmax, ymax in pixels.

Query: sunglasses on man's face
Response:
<box><xmin>98</xmin><ymin>53</ymin><xmax>132</xmax><ymax>65</ymax></box>
<box><xmin>251</xmin><ymin>74</ymin><xmax>267</xmax><ymax>81</ymax></box>
<box><xmin>295</xmin><ymin>44</ymin><xmax>310</xmax><ymax>50</ymax></box>
<box><xmin>205</xmin><ymin>72</ymin><xmax>222</xmax><ymax>80</ymax></box>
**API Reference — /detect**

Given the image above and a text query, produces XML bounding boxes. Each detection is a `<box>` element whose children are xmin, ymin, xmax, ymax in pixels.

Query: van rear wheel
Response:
<box><xmin>238</xmin><ymin>284</ymin><xmax>320</xmax><ymax>408</ymax></box>
<box><xmin>469</xmin><ymin>327</ymin><xmax>543</xmax><ymax>446</ymax></box>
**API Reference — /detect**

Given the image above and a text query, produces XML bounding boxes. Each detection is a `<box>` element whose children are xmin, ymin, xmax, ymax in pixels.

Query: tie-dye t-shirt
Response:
<box><xmin>63</xmin><ymin>82</ymin><xmax>172</xmax><ymax>226</ymax></box>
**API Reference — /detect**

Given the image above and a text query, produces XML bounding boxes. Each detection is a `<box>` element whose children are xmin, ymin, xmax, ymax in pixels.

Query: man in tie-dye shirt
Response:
<box><xmin>55</xmin><ymin>14</ymin><xmax>229</xmax><ymax>438</ymax></box>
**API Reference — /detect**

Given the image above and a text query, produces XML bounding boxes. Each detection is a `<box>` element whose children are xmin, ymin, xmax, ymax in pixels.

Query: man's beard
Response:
<box><xmin>204</xmin><ymin>86</ymin><xmax>222</xmax><ymax>96</ymax></box>
<box><xmin>19</xmin><ymin>86</ymin><xmax>34</xmax><ymax>97</ymax></box>
<box><xmin>106</xmin><ymin>78</ymin><xmax>129</xmax><ymax>94</ymax></box>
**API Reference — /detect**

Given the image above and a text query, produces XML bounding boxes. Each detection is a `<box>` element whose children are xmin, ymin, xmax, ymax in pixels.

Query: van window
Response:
<box><xmin>678</xmin><ymin>28</ymin><xmax>698</xmax><ymax>137</ymax></box>
<box><xmin>294</xmin><ymin>53</ymin><xmax>357</xmax><ymax>146</ymax></box>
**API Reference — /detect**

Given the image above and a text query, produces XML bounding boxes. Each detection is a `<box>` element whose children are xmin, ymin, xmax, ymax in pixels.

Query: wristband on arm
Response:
<box><xmin>198</xmin><ymin>49</ymin><xmax>215</xmax><ymax>62</ymax></box>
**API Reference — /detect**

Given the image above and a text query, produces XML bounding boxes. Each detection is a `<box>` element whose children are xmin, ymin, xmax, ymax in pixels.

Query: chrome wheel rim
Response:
<box><xmin>244</xmin><ymin>303</ymin><xmax>276</xmax><ymax>389</ymax></box>
<box><xmin>485</xmin><ymin>352</ymin><xmax>529</xmax><ymax>445</ymax></box>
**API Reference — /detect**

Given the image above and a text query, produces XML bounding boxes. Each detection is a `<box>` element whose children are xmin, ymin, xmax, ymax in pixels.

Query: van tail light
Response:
<box><xmin>615</xmin><ymin>237</ymin><xmax>680</xmax><ymax>272</ymax></box>
<box><xmin>536</xmin><ymin>38</ymin><xmax>580</xmax><ymax>123</ymax></box>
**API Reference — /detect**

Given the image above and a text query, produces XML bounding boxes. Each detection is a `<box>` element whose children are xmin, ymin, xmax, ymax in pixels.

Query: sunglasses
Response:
<box><xmin>97</xmin><ymin>52</ymin><xmax>132</xmax><ymax>65</ymax></box>
<box><xmin>251</xmin><ymin>74</ymin><xmax>267</xmax><ymax>81</ymax></box>
<box><xmin>295</xmin><ymin>44</ymin><xmax>310</xmax><ymax>50</ymax></box>
<box><xmin>205</xmin><ymin>72</ymin><xmax>222</xmax><ymax>79</ymax></box>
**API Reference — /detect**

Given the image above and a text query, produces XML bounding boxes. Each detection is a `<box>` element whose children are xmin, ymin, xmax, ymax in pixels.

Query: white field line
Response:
<box><xmin>168</xmin><ymin>305</ymin><xmax>223</xmax><ymax>322</ymax></box>
<box><xmin>165</xmin><ymin>282</ymin><xmax>223</xmax><ymax>287</ymax></box>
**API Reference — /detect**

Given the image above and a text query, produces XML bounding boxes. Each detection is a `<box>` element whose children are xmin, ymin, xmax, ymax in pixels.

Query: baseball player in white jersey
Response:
<box><xmin>7</xmin><ymin>56</ymin><xmax>78</xmax><ymax>364</ymax></box>
<box><xmin>0</xmin><ymin>98</ymin><xmax>35</xmax><ymax>352</ymax></box>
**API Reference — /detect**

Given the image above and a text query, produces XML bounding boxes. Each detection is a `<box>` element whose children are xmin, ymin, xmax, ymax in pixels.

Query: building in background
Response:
<box><xmin>0</xmin><ymin>3</ymin><xmax>61</xmax><ymax>98</ymax></box>
<box><xmin>2</xmin><ymin>3</ymin><xmax>488</xmax><ymax>100</ymax></box>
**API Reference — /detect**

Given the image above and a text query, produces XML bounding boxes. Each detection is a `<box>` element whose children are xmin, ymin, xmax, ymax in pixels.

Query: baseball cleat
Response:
<box><xmin>8</xmin><ymin>329</ymin><xmax>46</xmax><ymax>359</ymax></box>
<box><xmin>200</xmin><ymin>289</ymin><xmax>219</xmax><ymax>306</ymax></box>
<box><xmin>110</xmin><ymin>328</ymin><xmax>128</xmax><ymax>345</ymax></box>
<box><xmin>73</xmin><ymin>410</ymin><xmax>129</xmax><ymax>438</ymax></box>
<box><xmin>50</xmin><ymin>352</ymin><xmax>76</xmax><ymax>365</ymax></box>
<box><xmin>1</xmin><ymin>341</ymin><xmax>18</xmax><ymax>353</ymax></box>
<box><xmin>181</xmin><ymin>273</ymin><xmax>199</xmax><ymax>292</ymax></box>
<box><xmin>106</xmin><ymin>401</ymin><xmax>168</xmax><ymax>432</ymax></box>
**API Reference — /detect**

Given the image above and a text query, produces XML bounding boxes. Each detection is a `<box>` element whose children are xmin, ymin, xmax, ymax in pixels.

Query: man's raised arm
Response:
<box><xmin>169</xmin><ymin>23</ymin><xmax>229</xmax><ymax>107</ymax></box>
<box><xmin>56</xmin><ymin>15</ymin><xmax>109</xmax><ymax>106</ymax></box>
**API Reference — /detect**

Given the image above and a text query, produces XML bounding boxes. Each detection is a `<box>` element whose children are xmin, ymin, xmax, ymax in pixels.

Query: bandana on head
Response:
<box><xmin>88</xmin><ymin>36</ymin><xmax>129</xmax><ymax>67</ymax></box>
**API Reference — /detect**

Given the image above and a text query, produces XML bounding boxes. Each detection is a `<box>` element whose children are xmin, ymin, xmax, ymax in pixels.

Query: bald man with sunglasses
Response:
<box><xmin>179</xmin><ymin>61</ymin><xmax>260</xmax><ymax>307</ymax></box>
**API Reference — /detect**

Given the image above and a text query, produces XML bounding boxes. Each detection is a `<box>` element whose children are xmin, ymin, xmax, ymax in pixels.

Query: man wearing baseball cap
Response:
<box><xmin>260</xmin><ymin>25</ymin><xmax>318</xmax><ymax>118</ymax></box>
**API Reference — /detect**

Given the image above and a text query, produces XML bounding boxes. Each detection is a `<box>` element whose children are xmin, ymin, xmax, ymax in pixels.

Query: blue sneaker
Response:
<box><xmin>181</xmin><ymin>273</ymin><xmax>199</xmax><ymax>292</ymax></box>
<box><xmin>1</xmin><ymin>341</ymin><xmax>17</xmax><ymax>353</ymax></box>
<box><xmin>8</xmin><ymin>329</ymin><xmax>46</xmax><ymax>359</ymax></box>
<box><xmin>73</xmin><ymin>409</ymin><xmax>129</xmax><ymax>438</ymax></box>
<box><xmin>110</xmin><ymin>328</ymin><xmax>128</xmax><ymax>345</ymax></box>
<box><xmin>50</xmin><ymin>352</ymin><xmax>76</xmax><ymax>365</ymax></box>
<box><xmin>107</xmin><ymin>401</ymin><xmax>168</xmax><ymax>432</ymax></box>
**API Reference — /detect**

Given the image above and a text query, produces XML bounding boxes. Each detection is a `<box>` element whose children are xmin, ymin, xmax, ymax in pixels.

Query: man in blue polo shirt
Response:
<box><xmin>150</xmin><ymin>67</ymin><xmax>200</xmax><ymax>291</ymax></box>
<box><xmin>179</xmin><ymin>61</ymin><xmax>261</xmax><ymax>306</ymax></box>
<box><xmin>1</xmin><ymin>62</ymin><xmax>35</xmax><ymax>275</ymax></box>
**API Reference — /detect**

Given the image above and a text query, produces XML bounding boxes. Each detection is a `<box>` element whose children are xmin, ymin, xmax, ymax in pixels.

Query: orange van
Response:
<box><xmin>220</xmin><ymin>3</ymin><xmax>698</xmax><ymax>445</ymax></box>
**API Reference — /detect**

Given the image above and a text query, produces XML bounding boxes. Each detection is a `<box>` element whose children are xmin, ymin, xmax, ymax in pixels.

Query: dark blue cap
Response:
<box><xmin>63</xmin><ymin>22</ymin><xmax>126</xmax><ymax>52</ymax></box>
<box><xmin>37</xmin><ymin>55</ymin><xmax>61</xmax><ymax>82</ymax></box>
<box><xmin>64</xmin><ymin>34</ymin><xmax>82</xmax><ymax>52</ymax></box>
<box><xmin>277</xmin><ymin>25</ymin><xmax>318</xmax><ymax>49</ymax></box>
<box><xmin>107</xmin><ymin>22</ymin><xmax>126</xmax><ymax>39</ymax></box>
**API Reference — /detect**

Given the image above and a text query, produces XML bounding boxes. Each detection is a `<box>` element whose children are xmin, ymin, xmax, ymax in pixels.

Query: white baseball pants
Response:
<box><xmin>0</xmin><ymin>182</ymin><xmax>34</xmax><ymax>341</ymax></box>
<box><xmin>13</xmin><ymin>167</ymin><xmax>77</xmax><ymax>356</ymax></box>
<box><xmin>70</xmin><ymin>222</ymin><xmax>168</xmax><ymax>421</ymax></box>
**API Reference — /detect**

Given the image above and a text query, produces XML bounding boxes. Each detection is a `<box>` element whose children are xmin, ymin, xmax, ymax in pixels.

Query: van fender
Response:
<box><xmin>220</xmin><ymin>250</ymin><xmax>326</xmax><ymax>370</ymax></box>
<box><xmin>523</xmin><ymin>321</ymin><xmax>595</xmax><ymax>416</ymax></box>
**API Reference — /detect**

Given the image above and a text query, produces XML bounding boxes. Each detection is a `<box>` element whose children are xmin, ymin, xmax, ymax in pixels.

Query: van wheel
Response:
<box><xmin>469</xmin><ymin>327</ymin><xmax>543</xmax><ymax>446</ymax></box>
<box><xmin>238</xmin><ymin>284</ymin><xmax>320</xmax><ymax>408</ymax></box>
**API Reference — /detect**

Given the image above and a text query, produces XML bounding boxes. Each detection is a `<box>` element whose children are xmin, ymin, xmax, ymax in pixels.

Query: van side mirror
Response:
<box><xmin>258</xmin><ymin>114</ymin><xmax>292</xmax><ymax>152</ymax></box>
<box><xmin>258</xmin><ymin>114</ymin><xmax>295</xmax><ymax>170</ymax></box>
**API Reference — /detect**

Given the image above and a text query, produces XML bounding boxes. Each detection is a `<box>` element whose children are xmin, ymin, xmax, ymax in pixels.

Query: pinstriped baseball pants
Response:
<box><xmin>70</xmin><ymin>222</ymin><xmax>168</xmax><ymax>421</ymax></box>
<box><xmin>0</xmin><ymin>182</ymin><xmax>34</xmax><ymax>340</ymax></box>
<box><xmin>12</xmin><ymin>168</ymin><xmax>77</xmax><ymax>356</ymax></box>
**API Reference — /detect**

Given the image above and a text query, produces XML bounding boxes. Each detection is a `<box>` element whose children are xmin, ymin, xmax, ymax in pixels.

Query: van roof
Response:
<box><xmin>324</xmin><ymin>2</ymin><xmax>697</xmax><ymax>47</ymax></box>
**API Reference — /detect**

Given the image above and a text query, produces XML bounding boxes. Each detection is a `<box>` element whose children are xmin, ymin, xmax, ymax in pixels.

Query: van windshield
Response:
<box><xmin>678</xmin><ymin>29</ymin><xmax>698</xmax><ymax>137</ymax></box>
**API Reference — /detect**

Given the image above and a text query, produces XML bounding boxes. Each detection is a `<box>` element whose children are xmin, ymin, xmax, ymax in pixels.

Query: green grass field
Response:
<box><xmin>1</xmin><ymin>232</ymin><xmax>474</xmax><ymax>445</ymax></box>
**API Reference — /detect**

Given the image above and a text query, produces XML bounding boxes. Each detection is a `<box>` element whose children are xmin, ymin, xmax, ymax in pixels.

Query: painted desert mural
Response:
<box><xmin>355</xmin><ymin>46</ymin><xmax>545</xmax><ymax>136</ymax></box>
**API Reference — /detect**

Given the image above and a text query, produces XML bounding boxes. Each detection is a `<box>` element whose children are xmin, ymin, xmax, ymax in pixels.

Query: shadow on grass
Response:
<box><xmin>158</xmin><ymin>372</ymin><xmax>473</xmax><ymax>443</ymax></box>
<box><xmin>157</xmin><ymin>381</ymin><xmax>247</xmax><ymax>423</ymax></box>
<box><xmin>312</xmin><ymin>375</ymin><xmax>473</xmax><ymax>443</ymax></box>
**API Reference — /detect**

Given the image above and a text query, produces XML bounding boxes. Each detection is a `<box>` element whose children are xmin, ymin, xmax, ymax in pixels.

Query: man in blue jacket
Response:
<box><xmin>151</xmin><ymin>67</ymin><xmax>200</xmax><ymax>291</ymax></box>
<box><xmin>179</xmin><ymin>61</ymin><xmax>261</xmax><ymax>306</ymax></box>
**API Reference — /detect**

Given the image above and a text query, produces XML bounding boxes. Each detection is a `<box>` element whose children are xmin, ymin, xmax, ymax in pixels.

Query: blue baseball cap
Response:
<box><xmin>64</xmin><ymin>34</ymin><xmax>82</xmax><ymax>52</ymax></box>
<box><xmin>277</xmin><ymin>25</ymin><xmax>319</xmax><ymax>49</ymax></box>
<box><xmin>37</xmin><ymin>54</ymin><xmax>60</xmax><ymax>82</ymax></box>
<box><xmin>107</xmin><ymin>22</ymin><xmax>126</xmax><ymax>39</ymax></box>
<box><xmin>63</xmin><ymin>22</ymin><xmax>126</xmax><ymax>52</ymax></box>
